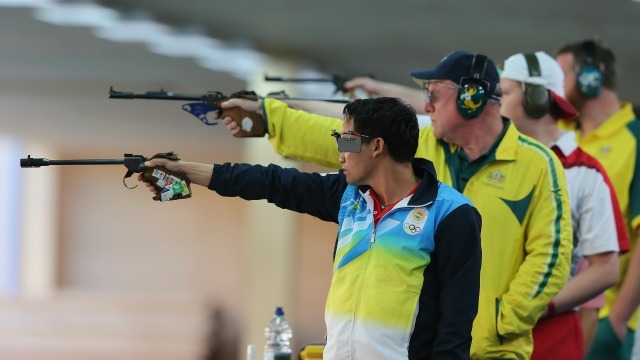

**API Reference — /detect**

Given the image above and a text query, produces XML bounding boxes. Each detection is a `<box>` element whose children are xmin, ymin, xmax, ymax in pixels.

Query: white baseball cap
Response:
<box><xmin>500</xmin><ymin>51</ymin><xmax>579</xmax><ymax>119</ymax></box>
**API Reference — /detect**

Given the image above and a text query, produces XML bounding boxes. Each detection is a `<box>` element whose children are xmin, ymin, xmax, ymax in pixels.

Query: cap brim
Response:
<box><xmin>410</xmin><ymin>69</ymin><xmax>440</xmax><ymax>80</ymax></box>
<box><xmin>550</xmin><ymin>91</ymin><xmax>579</xmax><ymax>119</ymax></box>
<box><xmin>410</xmin><ymin>69</ymin><xmax>441</xmax><ymax>85</ymax></box>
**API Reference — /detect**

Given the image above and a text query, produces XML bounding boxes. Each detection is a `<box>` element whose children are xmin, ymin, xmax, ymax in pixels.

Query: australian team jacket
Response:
<box><xmin>208</xmin><ymin>158</ymin><xmax>482</xmax><ymax>360</ymax></box>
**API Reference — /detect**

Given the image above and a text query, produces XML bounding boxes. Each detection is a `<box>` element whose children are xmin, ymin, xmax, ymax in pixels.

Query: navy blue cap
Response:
<box><xmin>410</xmin><ymin>51</ymin><xmax>501</xmax><ymax>100</ymax></box>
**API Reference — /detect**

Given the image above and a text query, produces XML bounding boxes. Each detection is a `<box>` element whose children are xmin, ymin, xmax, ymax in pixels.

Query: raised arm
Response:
<box><xmin>215</xmin><ymin>95</ymin><xmax>432</xmax><ymax>185</ymax></box>
<box><xmin>279</xmin><ymin>99</ymin><xmax>346</xmax><ymax>118</ymax></box>
<box><xmin>219</xmin><ymin>97</ymin><xmax>344</xmax><ymax>169</ymax></box>
<box><xmin>344</xmin><ymin>77</ymin><xmax>425</xmax><ymax>113</ymax></box>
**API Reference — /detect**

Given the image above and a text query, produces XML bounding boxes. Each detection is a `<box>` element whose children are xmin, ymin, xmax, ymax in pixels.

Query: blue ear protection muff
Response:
<box><xmin>522</xmin><ymin>53</ymin><xmax>551</xmax><ymax>119</ymax></box>
<box><xmin>457</xmin><ymin>54</ymin><xmax>489</xmax><ymax>119</ymax></box>
<box><xmin>577</xmin><ymin>40</ymin><xmax>604</xmax><ymax>98</ymax></box>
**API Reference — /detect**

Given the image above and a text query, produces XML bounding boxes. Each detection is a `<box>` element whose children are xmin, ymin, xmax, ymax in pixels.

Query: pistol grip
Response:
<box><xmin>143</xmin><ymin>166</ymin><xmax>192</xmax><ymax>202</ymax></box>
<box><xmin>141</xmin><ymin>152</ymin><xmax>192</xmax><ymax>202</ymax></box>
<box><xmin>220</xmin><ymin>107</ymin><xmax>265</xmax><ymax>137</ymax></box>
<box><xmin>218</xmin><ymin>91</ymin><xmax>265</xmax><ymax>138</ymax></box>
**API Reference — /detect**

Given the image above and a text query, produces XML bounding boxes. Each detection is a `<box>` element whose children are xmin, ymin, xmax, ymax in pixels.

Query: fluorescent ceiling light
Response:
<box><xmin>93</xmin><ymin>13</ymin><xmax>171</xmax><ymax>43</ymax></box>
<box><xmin>0</xmin><ymin>0</ymin><xmax>54</xmax><ymax>7</ymax></box>
<box><xmin>23</xmin><ymin>0</ymin><xmax>273</xmax><ymax>81</ymax></box>
<box><xmin>33</xmin><ymin>2</ymin><xmax>119</xmax><ymax>27</ymax></box>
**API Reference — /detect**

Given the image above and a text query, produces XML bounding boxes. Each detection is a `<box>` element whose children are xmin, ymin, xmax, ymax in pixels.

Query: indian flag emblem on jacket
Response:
<box><xmin>404</xmin><ymin>208</ymin><xmax>428</xmax><ymax>235</ymax></box>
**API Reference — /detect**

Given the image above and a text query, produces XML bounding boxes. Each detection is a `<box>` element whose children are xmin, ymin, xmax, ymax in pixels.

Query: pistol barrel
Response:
<box><xmin>20</xmin><ymin>156</ymin><xmax>125</xmax><ymax>168</ymax></box>
<box><xmin>109</xmin><ymin>87</ymin><xmax>204</xmax><ymax>101</ymax></box>
<box><xmin>20</xmin><ymin>156</ymin><xmax>49</xmax><ymax>168</ymax></box>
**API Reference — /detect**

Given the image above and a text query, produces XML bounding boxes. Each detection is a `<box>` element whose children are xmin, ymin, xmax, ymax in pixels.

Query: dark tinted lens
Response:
<box><xmin>337</xmin><ymin>137</ymin><xmax>362</xmax><ymax>152</ymax></box>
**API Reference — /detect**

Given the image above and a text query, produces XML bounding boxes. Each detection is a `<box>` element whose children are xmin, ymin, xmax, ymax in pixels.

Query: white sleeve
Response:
<box><xmin>568</xmin><ymin>166</ymin><xmax>620</xmax><ymax>256</ymax></box>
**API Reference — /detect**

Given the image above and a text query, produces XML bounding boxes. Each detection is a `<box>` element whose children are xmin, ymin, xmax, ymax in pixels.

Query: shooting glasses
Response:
<box><xmin>331</xmin><ymin>130</ymin><xmax>373</xmax><ymax>153</ymax></box>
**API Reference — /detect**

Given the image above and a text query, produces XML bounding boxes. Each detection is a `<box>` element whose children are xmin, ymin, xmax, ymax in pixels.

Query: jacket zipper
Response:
<box><xmin>349</xmin><ymin>201</ymin><xmax>433</xmax><ymax>356</ymax></box>
<box><xmin>350</xmin><ymin>235</ymin><xmax>374</xmax><ymax>358</ymax></box>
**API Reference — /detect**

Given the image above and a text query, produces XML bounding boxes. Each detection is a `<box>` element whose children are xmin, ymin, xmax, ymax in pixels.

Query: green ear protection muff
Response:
<box><xmin>457</xmin><ymin>54</ymin><xmax>489</xmax><ymax>119</ymax></box>
<box><xmin>522</xmin><ymin>53</ymin><xmax>551</xmax><ymax>119</ymax></box>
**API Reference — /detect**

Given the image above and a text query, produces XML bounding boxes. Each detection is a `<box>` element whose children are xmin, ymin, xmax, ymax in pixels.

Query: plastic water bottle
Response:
<box><xmin>246</xmin><ymin>344</ymin><xmax>256</xmax><ymax>360</ymax></box>
<box><xmin>264</xmin><ymin>306</ymin><xmax>292</xmax><ymax>360</ymax></box>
